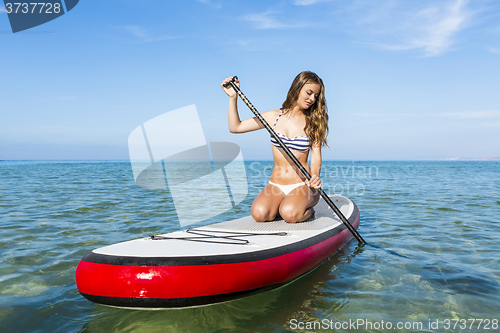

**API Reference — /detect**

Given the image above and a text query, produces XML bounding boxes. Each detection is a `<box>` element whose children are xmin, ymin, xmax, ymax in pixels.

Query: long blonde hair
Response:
<box><xmin>281</xmin><ymin>71</ymin><xmax>329</xmax><ymax>148</ymax></box>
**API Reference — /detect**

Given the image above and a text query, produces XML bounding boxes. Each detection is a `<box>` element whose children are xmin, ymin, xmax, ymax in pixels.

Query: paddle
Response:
<box><xmin>224</xmin><ymin>76</ymin><xmax>366</xmax><ymax>246</ymax></box>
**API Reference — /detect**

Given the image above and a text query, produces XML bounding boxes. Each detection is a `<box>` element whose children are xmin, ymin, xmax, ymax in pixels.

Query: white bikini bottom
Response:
<box><xmin>268</xmin><ymin>181</ymin><xmax>307</xmax><ymax>195</ymax></box>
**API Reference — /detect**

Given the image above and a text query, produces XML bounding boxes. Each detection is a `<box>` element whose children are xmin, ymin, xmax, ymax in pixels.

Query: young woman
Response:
<box><xmin>221</xmin><ymin>71</ymin><xmax>328</xmax><ymax>223</ymax></box>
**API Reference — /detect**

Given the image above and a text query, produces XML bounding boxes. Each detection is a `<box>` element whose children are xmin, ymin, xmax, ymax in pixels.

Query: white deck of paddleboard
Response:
<box><xmin>93</xmin><ymin>195</ymin><xmax>354</xmax><ymax>258</ymax></box>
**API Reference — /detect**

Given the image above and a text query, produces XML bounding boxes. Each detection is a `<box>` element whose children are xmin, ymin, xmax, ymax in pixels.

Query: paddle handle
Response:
<box><xmin>225</xmin><ymin>76</ymin><xmax>366</xmax><ymax>245</ymax></box>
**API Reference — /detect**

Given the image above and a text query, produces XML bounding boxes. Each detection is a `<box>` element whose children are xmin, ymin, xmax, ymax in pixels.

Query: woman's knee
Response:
<box><xmin>251</xmin><ymin>205</ymin><xmax>275</xmax><ymax>222</ymax></box>
<box><xmin>279</xmin><ymin>204</ymin><xmax>301</xmax><ymax>223</ymax></box>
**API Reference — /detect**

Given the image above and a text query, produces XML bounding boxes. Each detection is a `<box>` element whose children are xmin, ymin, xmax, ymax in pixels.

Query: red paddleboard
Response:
<box><xmin>75</xmin><ymin>194</ymin><xmax>360</xmax><ymax>308</ymax></box>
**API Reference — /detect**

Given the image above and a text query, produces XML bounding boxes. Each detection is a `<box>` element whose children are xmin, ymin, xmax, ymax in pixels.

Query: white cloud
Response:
<box><xmin>485</xmin><ymin>45</ymin><xmax>500</xmax><ymax>53</ymax></box>
<box><xmin>241</xmin><ymin>0</ymin><xmax>476</xmax><ymax>55</ymax></box>
<box><xmin>242</xmin><ymin>10</ymin><xmax>307</xmax><ymax>30</ymax></box>
<box><xmin>123</xmin><ymin>25</ymin><xmax>148</xmax><ymax>39</ymax></box>
<box><xmin>195</xmin><ymin>0</ymin><xmax>221</xmax><ymax>8</ymax></box>
<box><xmin>401</xmin><ymin>0</ymin><xmax>470</xmax><ymax>56</ymax></box>
<box><xmin>55</xmin><ymin>95</ymin><xmax>77</xmax><ymax>101</ymax></box>
<box><xmin>481</xmin><ymin>122</ymin><xmax>500</xmax><ymax>127</ymax></box>
<box><xmin>351</xmin><ymin>112</ymin><xmax>419</xmax><ymax>118</ymax></box>
<box><xmin>351</xmin><ymin>111</ymin><xmax>500</xmax><ymax>123</ymax></box>
<box><xmin>294</xmin><ymin>0</ymin><xmax>329</xmax><ymax>5</ymax></box>
<box><xmin>346</xmin><ymin>0</ymin><xmax>472</xmax><ymax>57</ymax></box>
<box><xmin>118</xmin><ymin>25</ymin><xmax>177</xmax><ymax>42</ymax></box>
<box><xmin>442</xmin><ymin>111</ymin><xmax>500</xmax><ymax>118</ymax></box>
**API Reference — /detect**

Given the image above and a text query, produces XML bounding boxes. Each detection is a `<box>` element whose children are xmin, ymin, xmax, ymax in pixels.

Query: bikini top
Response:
<box><xmin>270</xmin><ymin>110</ymin><xmax>310</xmax><ymax>152</ymax></box>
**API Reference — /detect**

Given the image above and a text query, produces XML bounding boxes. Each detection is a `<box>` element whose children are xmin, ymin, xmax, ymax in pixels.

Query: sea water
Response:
<box><xmin>0</xmin><ymin>160</ymin><xmax>499</xmax><ymax>332</ymax></box>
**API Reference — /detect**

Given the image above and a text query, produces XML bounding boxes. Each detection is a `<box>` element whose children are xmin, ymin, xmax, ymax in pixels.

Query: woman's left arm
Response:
<box><xmin>308</xmin><ymin>145</ymin><xmax>322</xmax><ymax>189</ymax></box>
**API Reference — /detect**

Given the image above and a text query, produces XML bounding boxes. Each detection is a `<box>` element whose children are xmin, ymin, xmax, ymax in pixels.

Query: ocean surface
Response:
<box><xmin>0</xmin><ymin>160</ymin><xmax>499</xmax><ymax>333</ymax></box>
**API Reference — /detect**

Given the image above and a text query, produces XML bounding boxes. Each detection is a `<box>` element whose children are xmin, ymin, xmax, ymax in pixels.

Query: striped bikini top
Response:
<box><xmin>270</xmin><ymin>110</ymin><xmax>310</xmax><ymax>152</ymax></box>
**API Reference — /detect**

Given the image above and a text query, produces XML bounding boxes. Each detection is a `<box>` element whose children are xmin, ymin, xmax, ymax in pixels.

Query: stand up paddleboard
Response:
<box><xmin>75</xmin><ymin>194</ymin><xmax>360</xmax><ymax>308</ymax></box>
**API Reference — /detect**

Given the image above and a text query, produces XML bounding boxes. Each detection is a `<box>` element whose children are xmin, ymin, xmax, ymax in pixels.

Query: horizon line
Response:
<box><xmin>1</xmin><ymin>158</ymin><xmax>499</xmax><ymax>162</ymax></box>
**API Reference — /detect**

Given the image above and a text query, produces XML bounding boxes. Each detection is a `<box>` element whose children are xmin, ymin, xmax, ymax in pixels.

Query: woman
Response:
<box><xmin>221</xmin><ymin>71</ymin><xmax>328</xmax><ymax>223</ymax></box>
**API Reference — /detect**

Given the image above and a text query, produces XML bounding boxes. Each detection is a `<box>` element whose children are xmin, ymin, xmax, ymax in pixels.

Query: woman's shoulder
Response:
<box><xmin>261</xmin><ymin>109</ymin><xmax>282</xmax><ymax>121</ymax></box>
<box><xmin>262</xmin><ymin>109</ymin><xmax>282</xmax><ymax>116</ymax></box>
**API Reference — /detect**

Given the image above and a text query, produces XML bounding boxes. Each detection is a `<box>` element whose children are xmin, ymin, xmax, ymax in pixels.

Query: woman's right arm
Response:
<box><xmin>222</xmin><ymin>77</ymin><xmax>268</xmax><ymax>134</ymax></box>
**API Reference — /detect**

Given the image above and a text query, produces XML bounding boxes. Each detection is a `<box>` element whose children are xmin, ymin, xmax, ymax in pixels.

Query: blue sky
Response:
<box><xmin>1</xmin><ymin>0</ymin><xmax>499</xmax><ymax>160</ymax></box>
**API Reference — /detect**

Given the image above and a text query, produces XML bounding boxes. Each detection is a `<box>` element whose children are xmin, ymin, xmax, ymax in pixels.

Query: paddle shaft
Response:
<box><xmin>225</xmin><ymin>77</ymin><xmax>366</xmax><ymax>245</ymax></box>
